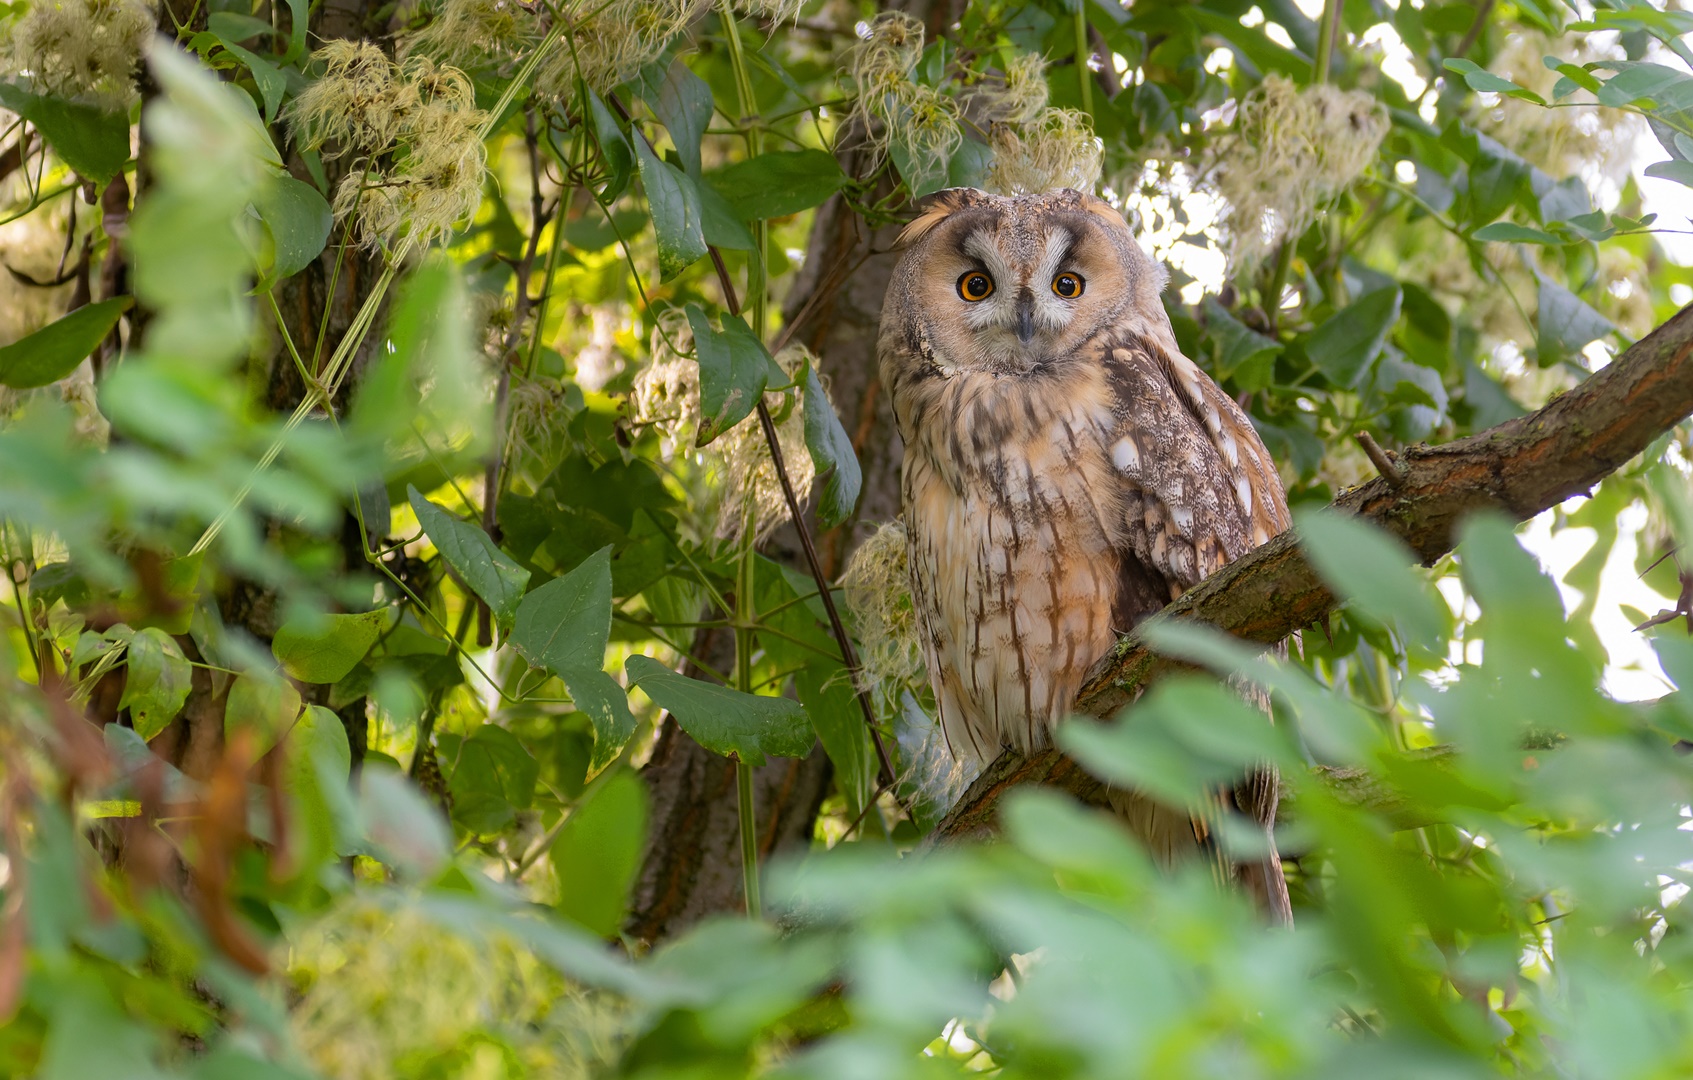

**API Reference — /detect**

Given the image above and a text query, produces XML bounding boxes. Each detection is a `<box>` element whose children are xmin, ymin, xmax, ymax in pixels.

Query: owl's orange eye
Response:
<box><xmin>957</xmin><ymin>271</ymin><xmax>994</xmax><ymax>301</ymax></box>
<box><xmin>1052</xmin><ymin>272</ymin><xmax>1084</xmax><ymax>299</ymax></box>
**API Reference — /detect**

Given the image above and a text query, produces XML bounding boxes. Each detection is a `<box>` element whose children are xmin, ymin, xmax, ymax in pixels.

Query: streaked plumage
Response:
<box><xmin>878</xmin><ymin>188</ymin><xmax>1292</xmax><ymax>921</ymax></box>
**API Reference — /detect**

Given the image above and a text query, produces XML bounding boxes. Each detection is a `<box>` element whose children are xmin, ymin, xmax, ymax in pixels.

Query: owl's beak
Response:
<box><xmin>1015</xmin><ymin>290</ymin><xmax>1036</xmax><ymax>344</ymax></box>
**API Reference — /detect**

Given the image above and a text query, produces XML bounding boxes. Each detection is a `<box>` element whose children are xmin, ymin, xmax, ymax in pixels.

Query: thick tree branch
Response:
<box><xmin>933</xmin><ymin>304</ymin><xmax>1693</xmax><ymax>841</ymax></box>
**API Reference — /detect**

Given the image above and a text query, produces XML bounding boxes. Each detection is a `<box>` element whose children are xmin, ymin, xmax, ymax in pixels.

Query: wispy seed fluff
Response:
<box><xmin>399</xmin><ymin>0</ymin><xmax>538</xmax><ymax>69</ymax></box>
<box><xmin>841</xmin><ymin>518</ymin><xmax>927</xmax><ymax>718</ymax></box>
<box><xmin>984</xmin><ymin>107</ymin><xmax>1103</xmax><ymax>196</ymax></box>
<box><xmin>288</xmin><ymin>44</ymin><xmax>488</xmax><ymax>249</ymax></box>
<box><xmin>630</xmin><ymin>313</ymin><xmax>816</xmax><ymax>543</ymax></box>
<box><xmin>848</xmin><ymin>12</ymin><xmax>961</xmax><ymax>194</ymax></box>
<box><xmin>1217</xmin><ymin>74</ymin><xmax>1388</xmax><ymax>267</ymax></box>
<box><xmin>285</xmin><ymin>898</ymin><xmax>627</xmax><ymax>1080</ymax></box>
<box><xmin>972</xmin><ymin>50</ymin><xmax>1049</xmax><ymax>125</ymax></box>
<box><xmin>535</xmin><ymin>0</ymin><xmax>710</xmax><ymax>101</ymax></box>
<box><xmin>3</xmin><ymin>0</ymin><xmax>154</xmax><ymax>110</ymax></box>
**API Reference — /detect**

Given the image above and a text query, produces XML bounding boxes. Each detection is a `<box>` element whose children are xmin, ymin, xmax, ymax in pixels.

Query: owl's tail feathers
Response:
<box><xmin>1105</xmin><ymin>787</ymin><xmax>1293</xmax><ymax>928</ymax></box>
<box><xmin>1236</xmin><ymin>836</ymin><xmax>1294</xmax><ymax>928</ymax></box>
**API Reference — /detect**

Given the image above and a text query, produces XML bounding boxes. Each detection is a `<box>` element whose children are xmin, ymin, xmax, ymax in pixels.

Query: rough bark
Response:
<box><xmin>931</xmin><ymin>302</ymin><xmax>1693</xmax><ymax>842</ymax></box>
<box><xmin>625</xmin><ymin>628</ymin><xmax>832</xmax><ymax>945</ymax></box>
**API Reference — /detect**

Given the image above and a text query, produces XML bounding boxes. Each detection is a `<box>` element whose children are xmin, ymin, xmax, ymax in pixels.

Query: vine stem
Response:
<box><xmin>710</xmin><ymin>8</ymin><xmax>900</xmax><ymax>801</ymax></box>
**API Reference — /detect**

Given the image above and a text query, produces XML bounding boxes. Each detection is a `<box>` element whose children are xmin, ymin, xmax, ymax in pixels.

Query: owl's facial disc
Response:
<box><xmin>955</xmin><ymin>227</ymin><xmax>1088</xmax><ymax>366</ymax></box>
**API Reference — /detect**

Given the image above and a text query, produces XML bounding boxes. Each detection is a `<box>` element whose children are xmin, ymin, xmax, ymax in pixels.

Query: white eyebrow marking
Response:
<box><xmin>1034</xmin><ymin>227</ymin><xmax>1073</xmax><ymax>285</ymax></box>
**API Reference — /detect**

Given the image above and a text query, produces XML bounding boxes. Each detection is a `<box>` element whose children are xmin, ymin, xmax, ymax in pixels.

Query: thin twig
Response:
<box><xmin>1356</xmin><ymin>431</ymin><xmax>1404</xmax><ymax>488</ymax></box>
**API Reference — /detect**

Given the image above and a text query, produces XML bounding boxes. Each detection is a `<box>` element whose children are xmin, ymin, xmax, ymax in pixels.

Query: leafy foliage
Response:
<box><xmin>0</xmin><ymin>0</ymin><xmax>1691</xmax><ymax>1077</ymax></box>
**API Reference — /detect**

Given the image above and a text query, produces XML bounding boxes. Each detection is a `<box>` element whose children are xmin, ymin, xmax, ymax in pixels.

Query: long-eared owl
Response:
<box><xmin>878</xmin><ymin>188</ymin><xmax>1292</xmax><ymax>922</ymax></box>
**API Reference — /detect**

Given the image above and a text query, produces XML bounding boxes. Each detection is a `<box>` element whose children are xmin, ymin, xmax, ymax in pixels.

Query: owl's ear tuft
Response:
<box><xmin>896</xmin><ymin>188</ymin><xmax>984</xmax><ymax>248</ymax></box>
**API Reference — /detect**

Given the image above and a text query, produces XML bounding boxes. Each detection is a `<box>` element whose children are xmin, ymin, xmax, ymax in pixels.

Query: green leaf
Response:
<box><xmin>587</xmin><ymin>87</ymin><xmax>634</xmax><ymax>202</ymax></box>
<box><xmin>511</xmin><ymin>546</ymin><xmax>637</xmax><ymax>772</ymax></box>
<box><xmin>207</xmin><ymin>11</ymin><xmax>273</xmax><ymax>40</ymax></box>
<box><xmin>218</xmin><ymin>39</ymin><xmax>285</xmax><ymax>123</ymax></box>
<box><xmin>1442</xmin><ymin>58</ymin><xmax>1546</xmax><ymax>103</ymax></box>
<box><xmin>407</xmin><ymin>485</ymin><xmax>531</xmax><ymax>630</ymax></box>
<box><xmin>0</xmin><ymin>84</ymin><xmax>130</xmax><ymax>183</ymax></box>
<box><xmin>223</xmin><ymin>674</ymin><xmax>303</xmax><ymax>756</ymax></box>
<box><xmin>636</xmin><ymin>133</ymin><xmax>707</xmax><ymax>280</ymax></box>
<box><xmin>802</xmin><ymin>362</ymin><xmax>861</xmax><ymax>528</ymax></box>
<box><xmin>1305</xmin><ymin>286</ymin><xmax>1401</xmax><ymax>388</ymax></box>
<box><xmin>448</xmin><ymin>724</ymin><xmax>539</xmax><ymax>834</ymax></box>
<box><xmin>684</xmin><ymin>303</ymin><xmax>774</xmax><ymax>445</ymax></box>
<box><xmin>272</xmin><ymin>609</ymin><xmax>388</xmax><ymax>683</ymax></box>
<box><xmin>626</xmin><ymin>654</ymin><xmax>812</xmax><ymax>767</ymax></box>
<box><xmin>1536</xmin><ymin>278</ymin><xmax>1612</xmax><ymax>364</ymax></box>
<box><xmin>1203</xmin><ymin>299</ymin><xmax>1282</xmax><ymax>378</ymax></box>
<box><xmin>282</xmin><ymin>705</ymin><xmax>353</xmax><ymax>866</ymax></box>
<box><xmin>649</xmin><ymin>58</ymin><xmax>712</xmax><ymax>180</ymax></box>
<box><xmin>1644</xmin><ymin>160</ymin><xmax>1693</xmax><ymax>188</ymax></box>
<box><xmin>1472</xmin><ymin>221</ymin><xmax>1563</xmax><ymax>244</ymax></box>
<box><xmin>253</xmin><ymin>175</ymin><xmax>331</xmax><ymax>283</ymax></box>
<box><xmin>1595</xmin><ymin>62</ymin><xmax>1693</xmax><ymax>108</ymax></box>
<box><xmin>552</xmin><ymin>770</ymin><xmax>648</xmax><ymax>937</ymax></box>
<box><xmin>1060</xmin><ymin>678</ymin><xmax>1290</xmax><ymax>808</ymax></box>
<box><xmin>0</xmin><ymin>297</ymin><xmax>131</xmax><ymax>389</ymax></box>
<box><xmin>119</xmin><ymin>627</ymin><xmax>193</xmax><ymax>740</ymax></box>
<box><xmin>699</xmin><ymin>182</ymin><xmax>757</xmax><ymax>250</ymax></box>
<box><xmin>1546</xmin><ymin>59</ymin><xmax>1603</xmax><ymax>96</ymax></box>
<box><xmin>704</xmin><ymin>149</ymin><xmax>848</xmax><ymax>221</ymax></box>
<box><xmin>280</xmin><ymin>0</ymin><xmax>307</xmax><ymax>63</ymax></box>
<box><xmin>1296</xmin><ymin>509</ymin><xmax>1447</xmax><ymax>652</ymax></box>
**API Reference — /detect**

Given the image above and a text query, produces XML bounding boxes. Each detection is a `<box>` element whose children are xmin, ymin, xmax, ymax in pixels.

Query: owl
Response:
<box><xmin>878</xmin><ymin>188</ymin><xmax>1293</xmax><ymax>922</ymax></box>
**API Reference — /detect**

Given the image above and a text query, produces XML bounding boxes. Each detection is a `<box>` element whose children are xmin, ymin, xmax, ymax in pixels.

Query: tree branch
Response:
<box><xmin>932</xmin><ymin>304</ymin><xmax>1693</xmax><ymax>841</ymax></box>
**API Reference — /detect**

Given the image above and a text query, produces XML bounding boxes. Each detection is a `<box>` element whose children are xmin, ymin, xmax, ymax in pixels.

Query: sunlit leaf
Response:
<box><xmin>272</xmin><ymin>609</ymin><xmax>388</xmax><ymax>684</ymax></box>
<box><xmin>626</xmin><ymin>655</ymin><xmax>812</xmax><ymax>767</ymax></box>
<box><xmin>552</xmin><ymin>770</ymin><xmax>648</xmax><ymax>937</ymax></box>
<box><xmin>119</xmin><ymin>627</ymin><xmax>193</xmax><ymax>740</ymax></box>
<box><xmin>705</xmin><ymin>149</ymin><xmax>848</xmax><ymax>221</ymax></box>
<box><xmin>685</xmin><ymin>303</ymin><xmax>777</xmax><ymax>445</ymax></box>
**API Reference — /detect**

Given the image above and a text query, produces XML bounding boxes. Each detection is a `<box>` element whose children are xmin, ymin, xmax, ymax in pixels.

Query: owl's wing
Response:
<box><xmin>1094</xmin><ymin>328</ymin><xmax>1295</xmax><ymax>925</ymax></box>
<box><xmin>1095</xmin><ymin>329</ymin><xmax>1290</xmax><ymax>604</ymax></box>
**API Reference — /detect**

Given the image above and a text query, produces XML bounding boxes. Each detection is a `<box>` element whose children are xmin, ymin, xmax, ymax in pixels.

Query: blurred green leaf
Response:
<box><xmin>1473</xmin><ymin>221</ymin><xmax>1562</xmax><ymax>244</ymax></box>
<box><xmin>119</xmin><ymin>627</ymin><xmax>193</xmax><ymax>740</ymax></box>
<box><xmin>0</xmin><ymin>298</ymin><xmax>131</xmax><ymax>389</ymax></box>
<box><xmin>272</xmin><ymin>609</ymin><xmax>387</xmax><ymax>683</ymax></box>
<box><xmin>223</xmin><ymin>674</ymin><xmax>302</xmax><ymax>756</ymax></box>
<box><xmin>627</xmin><ymin>655</ymin><xmax>812</xmax><ymax>767</ymax></box>
<box><xmin>1537</xmin><ymin>278</ymin><xmax>1612</xmax><ymax>363</ymax></box>
<box><xmin>408</xmin><ymin>485</ymin><xmax>531</xmax><ymax>630</ymax></box>
<box><xmin>552</xmin><ymin>770</ymin><xmax>649</xmax><ymax>936</ymax></box>
<box><xmin>1296</xmin><ymin>508</ymin><xmax>1447</xmax><ymax>651</ymax></box>
<box><xmin>0</xmin><ymin>84</ymin><xmax>130</xmax><ymax>182</ymax></box>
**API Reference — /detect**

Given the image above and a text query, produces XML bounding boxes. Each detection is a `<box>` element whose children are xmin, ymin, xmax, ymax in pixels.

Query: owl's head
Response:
<box><xmin>883</xmin><ymin>188</ymin><xmax>1170</xmax><ymax>376</ymax></box>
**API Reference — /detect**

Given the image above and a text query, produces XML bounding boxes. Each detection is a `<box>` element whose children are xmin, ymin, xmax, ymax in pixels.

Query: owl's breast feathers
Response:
<box><xmin>892</xmin><ymin>328</ymin><xmax>1290</xmax><ymax>765</ymax></box>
